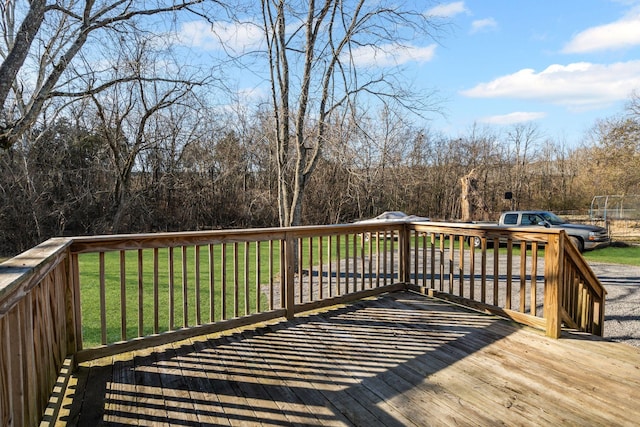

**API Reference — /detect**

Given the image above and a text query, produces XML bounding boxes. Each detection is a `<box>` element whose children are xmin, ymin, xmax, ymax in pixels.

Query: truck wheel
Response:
<box><xmin>467</xmin><ymin>236</ymin><xmax>479</xmax><ymax>248</ymax></box>
<box><xmin>468</xmin><ymin>236</ymin><xmax>495</xmax><ymax>249</ymax></box>
<box><xmin>569</xmin><ymin>236</ymin><xmax>584</xmax><ymax>253</ymax></box>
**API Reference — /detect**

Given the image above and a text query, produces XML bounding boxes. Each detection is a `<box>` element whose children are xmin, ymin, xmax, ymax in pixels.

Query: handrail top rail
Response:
<box><xmin>0</xmin><ymin>221</ymin><xmax>578</xmax><ymax>316</ymax></box>
<box><xmin>69</xmin><ymin>223</ymin><xmax>389</xmax><ymax>253</ymax></box>
<box><xmin>0</xmin><ymin>237</ymin><xmax>71</xmax><ymax>315</ymax></box>
<box><xmin>68</xmin><ymin>221</ymin><xmax>565</xmax><ymax>254</ymax></box>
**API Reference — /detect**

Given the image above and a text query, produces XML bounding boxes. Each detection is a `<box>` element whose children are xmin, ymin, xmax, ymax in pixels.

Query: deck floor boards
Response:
<box><xmin>61</xmin><ymin>291</ymin><xmax>640</xmax><ymax>426</ymax></box>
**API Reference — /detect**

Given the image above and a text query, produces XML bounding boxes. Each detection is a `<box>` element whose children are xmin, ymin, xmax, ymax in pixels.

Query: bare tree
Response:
<box><xmin>505</xmin><ymin>123</ymin><xmax>541</xmax><ymax>209</ymax></box>
<box><xmin>0</xmin><ymin>0</ymin><xmax>215</xmax><ymax>149</ymax></box>
<box><xmin>86</xmin><ymin>34</ymin><xmax>205</xmax><ymax>232</ymax></box>
<box><xmin>259</xmin><ymin>0</ymin><xmax>442</xmax><ymax>227</ymax></box>
<box><xmin>581</xmin><ymin>114</ymin><xmax>640</xmax><ymax>197</ymax></box>
<box><xmin>460</xmin><ymin>169</ymin><xmax>490</xmax><ymax>221</ymax></box>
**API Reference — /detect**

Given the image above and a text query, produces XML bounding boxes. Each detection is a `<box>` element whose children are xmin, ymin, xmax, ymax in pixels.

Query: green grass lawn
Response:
<box><xmin>78</xmin><ymin>243</ymin><xmax>279</xmax><ymax>347</ymax></box>
<box><xmin>582</xmin><ymin>244</ymin><xmax>640</xmax><ymax>266</ymax></box>
<box><xmin>77</xmin><ymin>235</ymin><xmax>383</xmax><ymax>347</ymax></box>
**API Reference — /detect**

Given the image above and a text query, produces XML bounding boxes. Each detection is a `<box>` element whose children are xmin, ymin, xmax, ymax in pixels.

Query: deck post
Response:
<box><xmin>543</xmin><ymin>232</ymin><xmax>564</xmax><ymax>338</ymax></box>
<box><xmin>399</xmin><ymin>224</ymin><xmax>411</xmax><ymax>283</ymax></box>
<box><xmin>284</xmin><ymin>233</ymin><xmax>296</xmax><ymax>320</ymax></box>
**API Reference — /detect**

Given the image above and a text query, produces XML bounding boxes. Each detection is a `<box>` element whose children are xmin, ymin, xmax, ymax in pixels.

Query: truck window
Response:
<box><xmin>503</xmin><ymin>213</ymin><xmax>518</xmax><ymax>225</ymax></box>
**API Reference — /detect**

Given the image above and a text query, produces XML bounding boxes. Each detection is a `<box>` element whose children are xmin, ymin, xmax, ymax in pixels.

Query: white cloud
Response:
<box><xmin>177</xmin><ymin>20</ymin><xmax>263</xmax><ymax>52</ymax></box>
<box><xmin>426</xmin><ymin>1</ymin><xmax>468</xmax><ymax>18</ymax></box>
<box><xmin>470</xmin><ymin>18</ymin><xmax>497</xmax><ymax>34</ymax></box>
<box><xmin>562</xmin><ymin>11</ymin><xmax>640</xmax><ymax>53</ymax></box>
<box><xmin>460</xmin><ymin>60</ymin><xmax>640</xmax><ymax>109</ymax></box>
<box><xmin>480</xmin><ymin>112</ymin><xmax>547</xmax><ymax>125</ymax></box>
<box><xmin>348</xmin><ymin>43</ymin><xmax>437</xmax><ymax>67</ymax></box>
<box><xmin>237</xmin><ymin>87</ymin><xmax>265</xmax><ymax>102</ymax></box>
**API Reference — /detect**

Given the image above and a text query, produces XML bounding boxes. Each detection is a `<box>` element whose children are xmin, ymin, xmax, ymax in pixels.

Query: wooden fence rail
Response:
<box><xmin>0</xmin><ymin>221</ymin><xmax>606</xmax><ymax>426</ymax></box>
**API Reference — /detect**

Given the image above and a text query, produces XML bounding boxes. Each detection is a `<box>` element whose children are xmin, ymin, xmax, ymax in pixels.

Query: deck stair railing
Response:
<box><xmin>0</xmin><ymin>221</ymin><xmax>606</xmax><ymax>425</ymax></box>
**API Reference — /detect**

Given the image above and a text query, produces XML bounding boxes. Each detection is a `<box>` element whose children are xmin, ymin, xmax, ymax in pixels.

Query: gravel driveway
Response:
<box><xmin>589</xmin><ymin>262</ymin><xmax>640</xmax><ymax>347</ymax></box>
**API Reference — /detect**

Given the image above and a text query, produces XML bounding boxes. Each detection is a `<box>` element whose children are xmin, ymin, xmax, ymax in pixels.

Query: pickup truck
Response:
<box><xmin>470</xmin><ymin>210</ymin><xmax>610</xmax><ymax>252</ymax></box>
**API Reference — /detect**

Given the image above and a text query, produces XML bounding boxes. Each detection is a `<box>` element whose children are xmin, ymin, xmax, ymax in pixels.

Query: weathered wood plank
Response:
<box><xmin>221</xmin><ymin>328</ymin><xmax>313</xmax><ymax>425</ymax></box>
<box><xmin>132</xmin><ymin>346</ymin><xmax>171</xmax><ymax>426</ymax></box>
<box><xmin>237</xmin><ymin>325</ymin><xmax>351</xmax><ymax>426</ymax></box>
<box><xmin>284</xmin><ymin>317</ymin><xmax>408</xmax><ymax>426</ymax></box>
<box><xmin>307</xmin><ymin>300</ymin><xmax>482</xmax><ymax>425</ymax></box>
<box><xmin>62</xmin><ymin>291</ymin><xmax>640</xmax><ymax>426</ymax></box>
<box><xmin>366</xmin><ymin>295</ymin><xmax>544</xmax><ymax>424</ymax></box>
<box><xmin>195</xmin><ymin>334</ymin><xmax>263</xmax><ymax>425</ymax></box>
<box><xmin>65</xmin><ymin>357</ymin><xmax>113</xmax><ymax>425</ymax></box>
<box><xmin>104</xmin><ymin>355</ymin><xmax>136</xmax><ymax>424</ymax></box>
<box><xmin>411</xmin><ymin>303</ymin><xmax>585</xmax><ymax>423</ymax></box>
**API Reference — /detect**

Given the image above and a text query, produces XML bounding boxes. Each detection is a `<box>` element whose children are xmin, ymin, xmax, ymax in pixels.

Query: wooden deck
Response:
<box><xmin>58</xmin><ymin>291</ymin><xmax>640</xmax><ymax>426</ymax></box>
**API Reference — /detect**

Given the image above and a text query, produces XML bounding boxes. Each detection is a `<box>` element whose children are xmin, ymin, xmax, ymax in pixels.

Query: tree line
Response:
<box><xmin>3</xmin><ymin>95</ymin><xmax>639</xmax><ymax>256</ymax></box>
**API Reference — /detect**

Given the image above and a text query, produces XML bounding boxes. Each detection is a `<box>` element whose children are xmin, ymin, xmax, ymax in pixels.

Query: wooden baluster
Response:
<box><xmin>458</xmin><ymin>235</ymin><xmax>464</xmax><ymax>297</ymax></box>
<box><xmin>208</xmin><ymin>243</ymin><xmax>215</xmax><ymax>322</ymax></box>
<box><xmin>256</xmin><ymin>241</ymin><xmax>261</xmax><ymax>313</ymax></box>
<box><xmin>469</xmin><ymin>238</ymin><xmax>475</xmax><ymax>300</ymax></box>
<box><xmin>519</xmin><ymin>242</ymin><xmax>527</xmax><ymax>313</ymax></box>
<box><xmin>182</xmin><ymin>246</ymin><xmax>188</xmax><ymax>327</ymax></box>
<box><xmin>169</xmin><ymin>247</ymin><xmax>175</xmax><ymax>330</ymax></box>
<box><xmin>530</xmin><ymin>242</ymin><xmax>538</xmax><ymax>316</ymax></box>
<box><xmin>195</xmin><ymin>245</ymin><xmax>201</xmax><ymax>325</ymax></box>
<box><xmin>318</xmin><ymin>236</ymin><xmax>324</xmax><ymax>299</ymax></box>
<box><xmin>138</xmin><ymin>249</ymin><xmax>144</xmax><ymax>337</ymax></box>
<box><xmin>234</xmin><ymin>242</ymin><xmax>239</xmax><ymax>318</ymax></box>
<box><xmin>99</xmin><ymin>252</ymin><xmax>107</xmax><ymax>345</ymax></box>
<box><xmin>308</xmin><ymin>237</ymin><xmax>314</xmax><ymax>301</ymax></box>
<box><xmin>221</xmin><ymin>243</ymin><xmax>227</xmax><ymax>320</ymax></box>
<box><xmin>120</xmin><ymin>250</ymin><xmax>127</xmax><ymax>340</ymax></box>
<box><xmin>493</xmin><ymin>238</ymin><xmax>499</xmax><ymax>307</ymax></box>
<box><xmin>153</xmin><ymin>248</ymin><xmax>159</xmax><ymax>333</ymax></box>
<box><xmin>244</xmin><ymin>241</ymin><xmax>250</xmax><ymax>316</ymax></box>
<box><xmin>506</xmin><ymin>239</ymin><xmax>512</xmax><ymax>310</ymax></box>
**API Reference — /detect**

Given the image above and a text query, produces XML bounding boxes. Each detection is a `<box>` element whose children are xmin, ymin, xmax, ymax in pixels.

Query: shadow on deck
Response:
<box><xmin>58</xmin><ymin>291</ymin><xmax>640</xmax><ymax>426</ymax></box>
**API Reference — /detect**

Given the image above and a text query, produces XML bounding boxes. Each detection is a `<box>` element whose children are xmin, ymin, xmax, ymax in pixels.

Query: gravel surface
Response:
<box><xmin>589</xmin><ymin>262</ymin><xmax>640</xmax><ymax>348</ymax></box>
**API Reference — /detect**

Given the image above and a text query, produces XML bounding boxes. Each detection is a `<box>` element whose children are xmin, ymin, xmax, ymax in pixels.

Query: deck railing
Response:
<box><xmin>403</xmin><ymin>223</ymin><xmax>606</xmax><ymax>338</ymax></box>
<box><xmin>0</xmin><ymin>221</ymin><xmax>606</xmax><ymax>426</ymax></box>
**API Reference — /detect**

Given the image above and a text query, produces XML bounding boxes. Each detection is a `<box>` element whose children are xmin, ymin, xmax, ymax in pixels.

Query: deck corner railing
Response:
<box><xmin>0</xmin><ymin>238</ymin><xmax>78</xmax><ymax>427</ymax></box>
<box><xmin>402</xmin><ymin>222</ymin><xmax>606</xmax><ymax>339</ymax></box>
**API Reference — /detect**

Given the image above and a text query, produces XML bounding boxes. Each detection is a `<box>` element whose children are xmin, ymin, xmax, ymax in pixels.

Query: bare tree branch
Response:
<box><xmin>258</xmin><ymin>0</ymin><xmax>443</xmax><ymax>226</ymax></box>
<box><xmin>0</xmin><ymin>0</ymin><xmax>214</xmax><ymax>149</ymax></box>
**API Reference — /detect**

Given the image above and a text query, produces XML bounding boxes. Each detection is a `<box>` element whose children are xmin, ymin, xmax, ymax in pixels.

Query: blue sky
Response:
<box><xmin>419</xmin><ymin>0</ymin><xmax>640</xmax><ymax>146</ymax></box>
<box><xmin>176</xmin><ymin>0</ymin><xmax>640</xmax><ymax>148</ymax></box>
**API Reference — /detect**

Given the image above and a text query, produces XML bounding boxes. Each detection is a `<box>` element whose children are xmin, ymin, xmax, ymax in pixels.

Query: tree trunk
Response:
<box><xmin>460</xmin><ymin>169</ymin><xmax>488</xmax><ymax>221</ymax></box>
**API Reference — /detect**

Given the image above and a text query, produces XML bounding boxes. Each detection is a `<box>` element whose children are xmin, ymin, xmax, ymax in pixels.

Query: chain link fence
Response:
<box><xmin>590</xmin><ymin>195</ymin><xmax>640</xmax><ymax>242</ymax></box>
